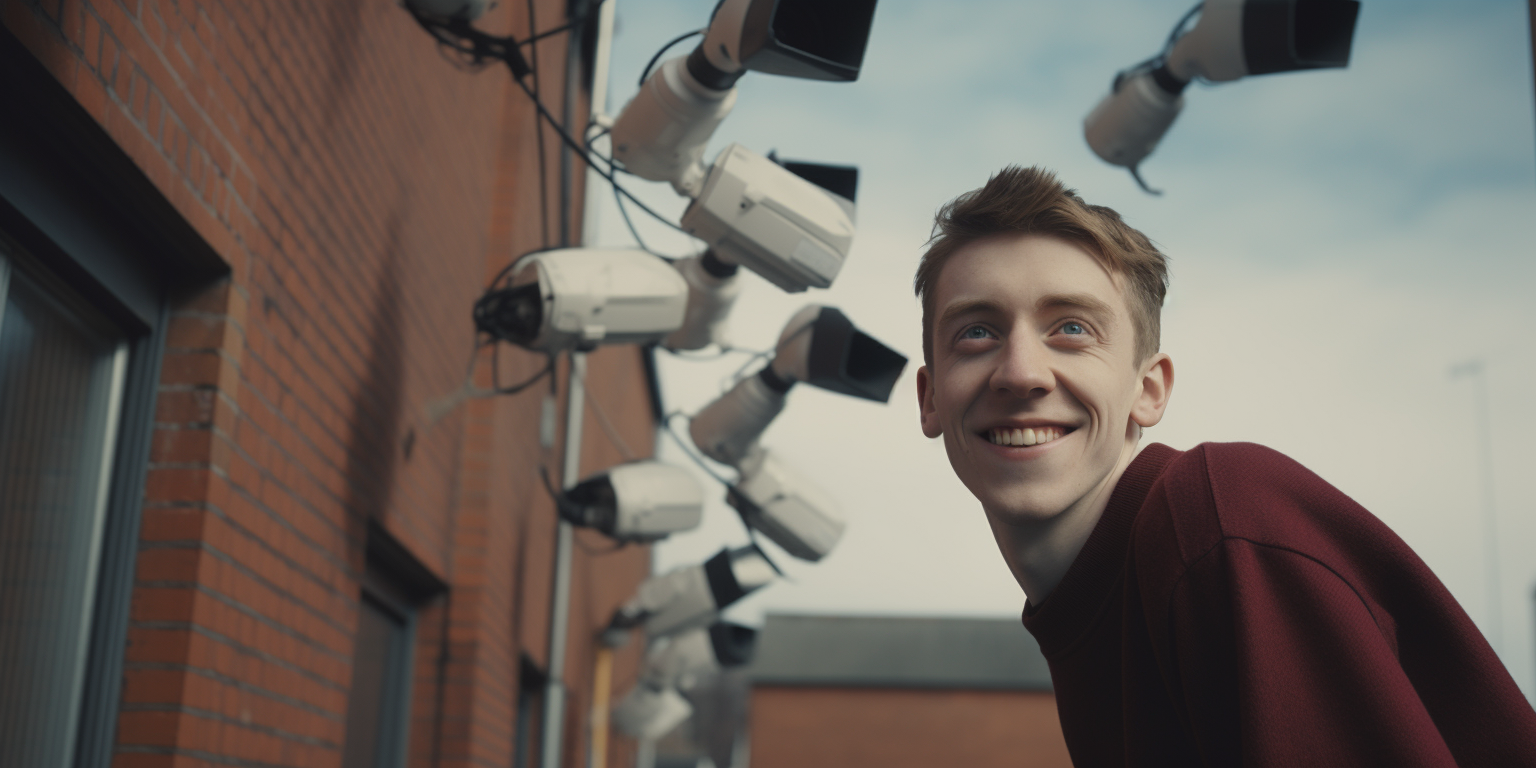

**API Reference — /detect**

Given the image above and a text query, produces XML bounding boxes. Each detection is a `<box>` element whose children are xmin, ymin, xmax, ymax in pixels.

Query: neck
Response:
<box><xmin>989</xmin><ymin>438</ymin><xmax>1143</xmax><ymax>605</ymax></box>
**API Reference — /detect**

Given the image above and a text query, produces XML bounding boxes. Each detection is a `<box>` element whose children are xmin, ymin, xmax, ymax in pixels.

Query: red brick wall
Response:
<box><xmin>750</xmin><ymin>686</ymin><xmax>1073</xmax><ymax>768</ymax></box>
<box><xmin>2</xmin><ymin>0</ymin><xmax>655</xmax><ymax>765</ymax></box>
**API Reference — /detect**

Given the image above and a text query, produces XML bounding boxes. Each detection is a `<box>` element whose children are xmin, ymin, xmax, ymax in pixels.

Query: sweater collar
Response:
<box><xmin>1021</xmin><ymin>442</ymin><xmax>1181</xmax><ymax>658</ymax></box>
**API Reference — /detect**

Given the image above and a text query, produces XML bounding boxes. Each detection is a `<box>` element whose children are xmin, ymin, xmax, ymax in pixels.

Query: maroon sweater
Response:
<box><xmin>1023</xmin><ymin>442</ymin><xmax>1536</xmax><ymax>767</ymax></box>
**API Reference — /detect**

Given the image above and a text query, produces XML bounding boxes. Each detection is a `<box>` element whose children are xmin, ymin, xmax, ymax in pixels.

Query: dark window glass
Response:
<box><xmin>0</xmin><ymin>246</ymin><xmax>128</xmax><ymax>768</ymax></box>
<box><xmin>342</xmin><ymin>589</ymin><xmax>415</xmax><ymax>768</ymax></box>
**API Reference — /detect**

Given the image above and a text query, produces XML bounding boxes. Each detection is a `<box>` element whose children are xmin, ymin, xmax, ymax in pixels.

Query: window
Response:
<box><xmin>342</xmin><ymin>589</ymin><xmax>416</xmax><ymax>768</ymax></box>
<box><xmin>341</xmin><ymin>525</ymin><xmax>447</xmax><ymax>768</ymax></box>
<box><xmin>1</xmin><ymin>27</ymin><xmax>227</xmax><ymax>767</ymax></box>
<box><xmin>0</xmin><ymin>239</ymin><xmax>129</xmax><ymax>768</ymax></box>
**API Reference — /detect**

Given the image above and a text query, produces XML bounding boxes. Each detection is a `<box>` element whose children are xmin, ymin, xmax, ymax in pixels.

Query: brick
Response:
<box><xmin>144</xmin><ymin>466</ymin><xmax>212</xmax><ymax>503</ymax></box>
<box><xmin>139</xmin><ymin>505</ymin><xmax>209</xmax><ymax>542</ymax></box>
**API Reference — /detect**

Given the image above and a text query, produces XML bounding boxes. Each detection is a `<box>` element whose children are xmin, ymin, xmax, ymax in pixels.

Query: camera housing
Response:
<box><xmin>560</xmin><ymin>460</ymin><xmax>705</xmax><ymax>542</ymax></box>
<box><xmin>473</xmin><ymin>248</ymin><xmax>687</xmax><ymax>352</ymax></box>
<box><xmin>663</xmin><ymin>251</ymin><xmax>743</xmax><ymax>351</ymax></box>
<box><xmin>610</xmin><ymin>0</ymin><xmax>878</xmax><ymax>192</ymax></box>
<box><xmin>1084</xmin><ymin>0</ymin><xmax>1359</xmax><ymax>173</ymax></box>
<box><xmin>689</xmin><ymin>305</ymin><xmax>907</xmax><ymax>466</ymax></box>
<box><xmin>681</xmin><ymin>145</ymin><xmax>855</xmax><ymax>293</ymax></box>
<box><xmin>729</xmin><ymin>447</ymin><xmax>845</xmax><ymax>562</ymax></box>
<box><xmin>610</xmin><ymin>546</ymin><xmax>776</xmax><ymax>640</ymax></box>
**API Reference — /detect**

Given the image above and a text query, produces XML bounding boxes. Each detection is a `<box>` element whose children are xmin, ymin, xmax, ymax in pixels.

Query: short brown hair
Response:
<box><xmin>914</xmin><ymin>166</ymin><xmax>1170</xmax><ymax>367</ymax></box>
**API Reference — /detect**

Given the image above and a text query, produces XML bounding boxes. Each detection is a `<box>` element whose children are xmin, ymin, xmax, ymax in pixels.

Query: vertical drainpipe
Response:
<box><xmin>540</xmin><ymin>1</ymin><xmax>617</xmax><ymax>767</ymax></box>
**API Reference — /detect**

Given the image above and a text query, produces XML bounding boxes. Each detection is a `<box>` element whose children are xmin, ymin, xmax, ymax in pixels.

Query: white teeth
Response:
<box><xmin>989</xmin><ymin>427</ymin><xmax>1067</xmax><ymax>447</ymax></box>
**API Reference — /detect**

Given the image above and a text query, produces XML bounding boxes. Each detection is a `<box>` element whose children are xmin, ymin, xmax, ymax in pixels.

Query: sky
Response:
<box><xmin>581</xmin><ymin>0</ymin><xmax>1536</xmax><ymax>702</ymax></box>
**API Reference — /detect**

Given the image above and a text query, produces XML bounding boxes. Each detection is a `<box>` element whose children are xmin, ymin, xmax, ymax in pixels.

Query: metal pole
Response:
<box><xmin>541</xmin><ymin>350</ymin><xmax>585</xmax><ymax>768</ymax></box>
<box><xmin>1472</xmin><ymin>366</ymin><xmax>1502</xmax><ymax>654</ymax></box>
<box><xmin>1451</xmin><ymin>359</ymin><xmax>1502</xmax><ymax>655</ymax></box>
<box><xmin>540</xmin><ymin>1</ymin><xmax>617</xmax><ymax>764</ymax></box>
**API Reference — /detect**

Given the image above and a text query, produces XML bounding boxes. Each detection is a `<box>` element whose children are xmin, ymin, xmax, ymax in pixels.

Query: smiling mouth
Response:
<box><xmin>985</xmin><ymin>426</ymin><xmax>1072</xmax><ymax>448</ymax></box>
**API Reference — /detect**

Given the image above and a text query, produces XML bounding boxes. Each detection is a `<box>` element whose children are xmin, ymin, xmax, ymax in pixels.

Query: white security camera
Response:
<box><xmin>681</xmin><ymin>144</ymin><xmax>856</xmax><ymax>293</ymax></box>
<box><xmin>610</xmin><ymin>0</ymin><xmax>878</xmax><ymax>193</ymax></box>
<box><xmin>690</xmin><ymin>304</ymin><xmax>907</xmax><ymax>466</ymax></box>
<box><xmin>663</xmin><ymin>251</ymin><xmax>743</xmax><ymax>351</ymax></box>
<box><xmin>472</xmin><ymin>248</ymin><xmax>687</xmax><ymax>352</ymax></box>
<box><xmin>1085</xmin><ymin>0</ymin><xmax>1360</xmax><ymax>183</ymax></box>
<box><xmin>729</xmin><ymin>446</ymin><xmax>844</xmax><ymax>561</ymax></box>
<box><xmin>402</xmin><ymin>0</ymin><xmax>488</xmax><ymax>21</ymax></box>
<box><xmin>611</xmin><ymin>685</ymin><xmax>692</xmax><ymax>741</ymax></box>
<box><xmin>558</xmin><ymin>460</ymin><xmax>705</xmax><ymax>542</ymax></box>
<box><xmin>608</xmin><ymin>545</ymin><xmax>776</xmax><ymax>640</ymax></box>
<box><xmin>611</xmin><ymin>621</ymin><xmax>758</xmax><ymax>740</ymax></box>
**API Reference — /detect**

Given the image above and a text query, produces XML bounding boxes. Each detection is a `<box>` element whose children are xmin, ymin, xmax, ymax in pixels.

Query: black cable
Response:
<box><xmin>521</xmin><ymin>18</ymin><xmax>579</xmax><ymax>46</ymax></box>
<box><xmin>1129</xmin><ymin>166</ymin><xmax>1163</xmax><ymax>197</ymax></box>
<box><xmin>506</xmin><ymin>74</ymin><xmax>697</xmax><ymax>239</ymax></box>
<box><xmin>638</xmin><ymin>29</ymin><xmax>705</xmax><ymax>87</ymax></box>
<box><xmin>527</xmin><ymin>0</ymin><xmax>552</xmax><ymax>248</ymax></box>
<box><xmin>1163</xmin><ymin>2</ymin><xmax>1203</xmax><ymax>58</ymax></box>
<box><xmin>613</xmin><ymin>181</ymin><xmax>650</xmax><ymax>252</ymax></box>
<box><xmin>659</xmin><ymin>412</ymin><xmax>736</xmax><ymax>489</ymax></box>
<box><xmin>494</xmin><ymin>350</ymin><xmax>556</xmax><ymax>394</ymax></box>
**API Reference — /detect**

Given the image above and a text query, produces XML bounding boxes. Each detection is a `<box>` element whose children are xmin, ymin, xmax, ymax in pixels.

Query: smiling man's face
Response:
<box><xmin>917</xmin><ymin>233</ymin><xmax>1169</xmax><ymax>525</ymax></box>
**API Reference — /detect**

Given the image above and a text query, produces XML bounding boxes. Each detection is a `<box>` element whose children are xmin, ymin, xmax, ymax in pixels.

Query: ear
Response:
<box><xmin>1131</xmin><ymin>353</ymin><xmax>1174</xmax><ymax>429</ymax></box>
<box><xmin>917</xmin><ymin>365</ymin><xmax>943</xmax><ymax>438</ymax></box>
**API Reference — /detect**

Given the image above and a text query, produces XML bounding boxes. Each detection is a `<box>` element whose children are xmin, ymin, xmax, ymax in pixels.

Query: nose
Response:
<box><xmin>989</xmin><ymin>333</ymin><xmax>1055</xmax><ymax>398</ymax></box>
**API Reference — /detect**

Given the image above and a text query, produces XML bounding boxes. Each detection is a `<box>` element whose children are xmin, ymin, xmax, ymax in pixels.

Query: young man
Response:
<box><xmin>914</xmin><ymin>166</ymin><xmax>1536</xmax><ymax>766</ymax></box>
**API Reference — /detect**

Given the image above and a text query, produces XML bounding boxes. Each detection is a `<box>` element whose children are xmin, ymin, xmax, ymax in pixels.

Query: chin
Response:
<box><xmin>969</xmin><ymin>482</ymin><xmax>1076</xmax><ymax>525</ymax></box>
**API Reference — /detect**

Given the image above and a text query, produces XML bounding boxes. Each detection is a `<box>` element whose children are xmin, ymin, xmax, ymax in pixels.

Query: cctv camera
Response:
<box><xmin>609</xmin><ymin>545</ymin><xmax>776</xmax><ymax>640</ymax></box>
<box><xmin>611</xmin><ymin>684</ymin><xmax>692</xmax><ymax>741</ymax></box>
<box><xmin>646</xmin><ymin>622</ymin><xmax>760</xmax><ymax>692</ymax></box>
<box><xmin>558</xmin><ymin>460</ymin><xmax>705</xmax><ymax>542</ymax></box>
<box><xmin>611</xmin><ymin>621</ymin><xmax>758</xmax><ymax>739</ymax></box>
<box><xmin>609</xmin><ymin>0</ymin><xmax>878</xmax><ymax>193</ymax></box>
<box><xmin>1084</xmin><ymin>0</ymin><xmax>1360</xmax><ymax>177</ymax></box>
<box><xmin>1084</xmin><ymin>66</ymin><xmax>1184</xmax><ymax>172</ymax></box>
<box><xmin>689</xmin><ymin>304</ymin><xmax>907</xmax><ymax>466</ymax></box>
<box><xmin>472</xmin><ymin>248</ymin><xmax>687</xmax><ymax>352</ymax></box>
<box><xmin>663</xmin><ymin>251</ymin><xmax>743</xmax><ymax>351</ymax></box>
<box><xmin>681</xmin><ymin>145</ymin><xmax>856</xmax><ymax>293</ymax></box>
<box><xmin>729</xmin><ymin>446</ymin><xmax>844</xmax><ymax>561</ymax></box>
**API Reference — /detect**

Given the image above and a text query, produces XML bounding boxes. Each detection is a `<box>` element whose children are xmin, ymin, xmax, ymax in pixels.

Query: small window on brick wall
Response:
<box><xmin>342</xmin><ymin>588</ymin><xmax>416</xmax><ymax>768</ymax></box>
<box><xmin>342</xmin><ymin>524</ymin><xmax>446</xmax><ymax>768</ymax></box>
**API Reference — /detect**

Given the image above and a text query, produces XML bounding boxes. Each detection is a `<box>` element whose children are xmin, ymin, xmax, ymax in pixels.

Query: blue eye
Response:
<box><xmin>1060</xmin><ymin>322</ymin><xmax>1086</xmax><ymax>335</ymax></box>
<box><xmin>962</xmin><ymin>325</ymin><xmax>992</xmax><ymax>340</ymax></box>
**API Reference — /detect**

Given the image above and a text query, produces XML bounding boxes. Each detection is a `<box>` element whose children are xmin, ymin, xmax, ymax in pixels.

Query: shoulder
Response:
<box><xmin>1134</xmin><ymin>441</ymin><xmax>1412</xmax><ymax>588</ymax></box>
<box><xmin>1132</xmin><ymin>442</ymin><xmax>1380</xmax><ymax>566</ymax></box>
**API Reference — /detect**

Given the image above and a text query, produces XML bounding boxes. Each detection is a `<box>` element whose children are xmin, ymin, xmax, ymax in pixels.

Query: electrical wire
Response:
<box><xmin>659</xmin><ymin>411</ymin><xmax>737</xmax><ymax>489</ymax></box>
<box><xmin>637</xmin><ymin>29</ymin><xmax>705</xmax><ymax>87</ymax></box>
<box><xmin>493</xmin><ymin>349</ymin><xmax>557</xmax><ymax>394</ymax></box>
<box><xmin>507</xmin><ymin>74</ymin><xmax>698</xmax><ymax>239</ymax></box>
<box><xmin>583</xmin><ymin>378</ymin><xmax>638</xmax><ymax>461</ymax></box>
<box><xmin>1163</xmin><ymin>2</ymin><xmax>1203</xmax><ymax>59</ymax></box>
<box><xmin>613</xmin><ymin>181</ymin><xmax>650</xmax><ymax>253</ymax></box>
<box><xmin>527</xmin><ymin>0</ymin><xmax>552</xmax><ymax>248</ymax></box>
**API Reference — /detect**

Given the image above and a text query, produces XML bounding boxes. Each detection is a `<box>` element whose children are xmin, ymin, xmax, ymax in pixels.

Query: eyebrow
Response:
<box><xmin>1036</xmin><ymin>292</ymin><xmax>1118</xmax><ymax>325</ymax></box>
<box><xmin>935</xmin><ymin>293</ymin><xmax>1119</xmax><ymax>329</ymax></box>
<box><xmin>935</xmin><ymin>298</ymin><xmax>1005</xmax><ymax>331</ymax></box>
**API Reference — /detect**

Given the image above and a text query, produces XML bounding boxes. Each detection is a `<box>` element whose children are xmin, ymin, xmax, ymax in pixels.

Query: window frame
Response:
<box><xmin>1</xmin><ymin>24</ymin><xmax>228</xmax><ymax>768</ymax></box>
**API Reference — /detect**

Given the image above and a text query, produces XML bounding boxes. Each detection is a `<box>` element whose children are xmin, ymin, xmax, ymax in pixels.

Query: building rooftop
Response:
<box><xmin>747</xmin><ymin>613</ymin><xmax>1053</xmax><ymax>691</ymax></box>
